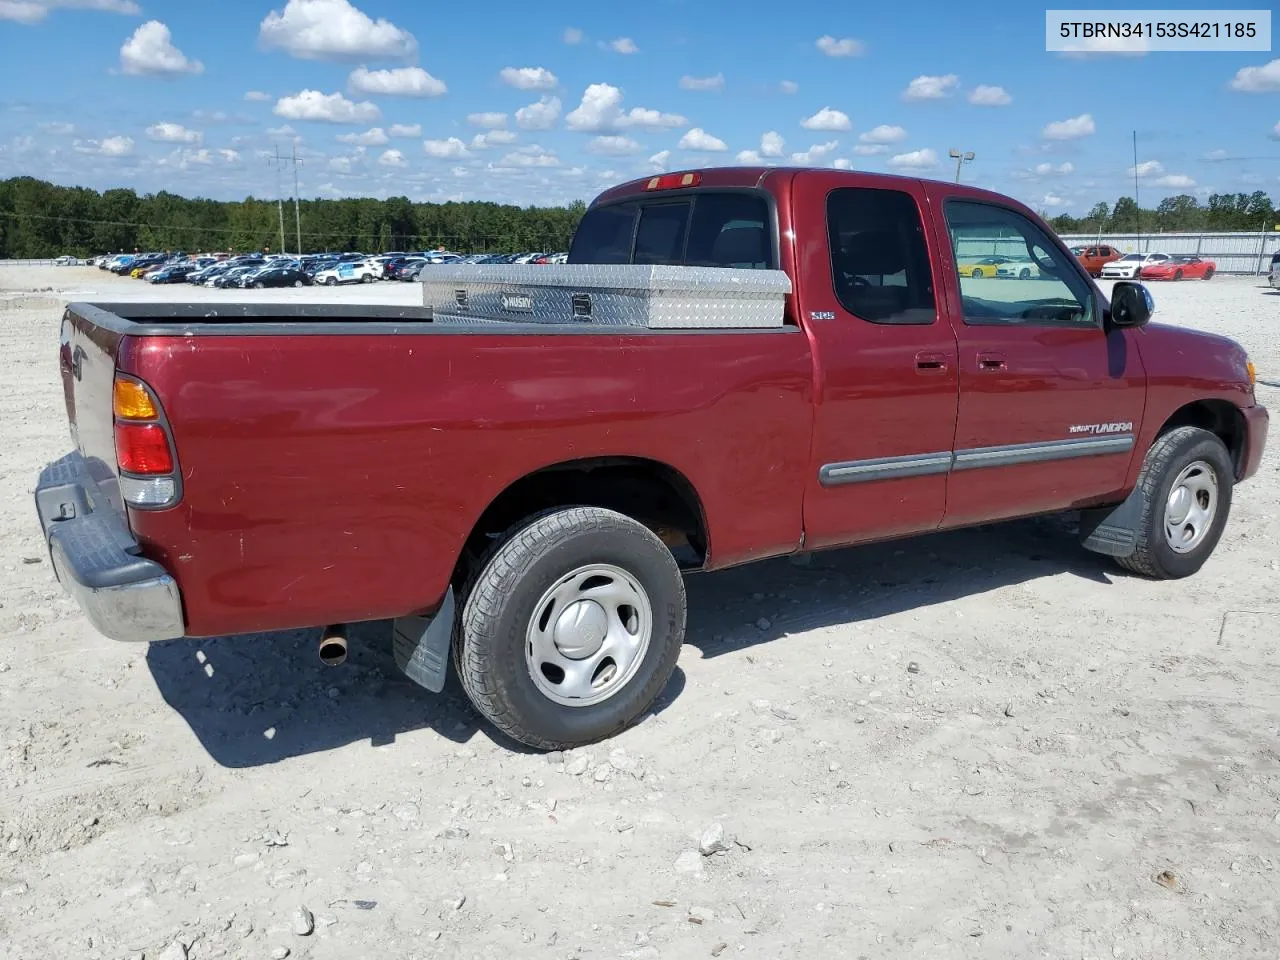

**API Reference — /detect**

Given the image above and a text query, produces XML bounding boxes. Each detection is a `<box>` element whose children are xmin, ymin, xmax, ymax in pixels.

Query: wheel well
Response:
<box><xmin>1156</xmin><ymin>400</ymin><xmax>1247</xmax><ymax>477</ymax></box>
<box><xmin>459</xmin><ymin>458</ymin><xmax>709</xmax><ymax>580</ymax></box>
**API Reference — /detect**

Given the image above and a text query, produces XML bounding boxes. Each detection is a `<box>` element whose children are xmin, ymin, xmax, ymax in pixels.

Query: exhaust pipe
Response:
<box><xmin>318</xmin><ymin>624</ymin><xmax>348</xmax><ymax>667</ymax></box>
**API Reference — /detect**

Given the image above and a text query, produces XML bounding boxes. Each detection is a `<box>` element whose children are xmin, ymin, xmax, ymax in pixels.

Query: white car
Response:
<box><xmin>314</xmin><ymin>262</ymin><xmax>376</xmax><ymax>286</ymax></box>
<box><xmin>1100</xmin><ymin>252</ymin><xmax>1171</xmax><ymax>279</ymax></box>
<box><xmin>996</xmin><ymin>257</ymin><xmax>1041</xmax><ymax>280</ymax></box>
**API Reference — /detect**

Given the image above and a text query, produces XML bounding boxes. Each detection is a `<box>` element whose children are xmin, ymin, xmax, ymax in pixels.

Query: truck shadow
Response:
<box><xmin>146</xmin><ymin>514</ymin><xmax>1111</xmax><ymax>767</ymax></box>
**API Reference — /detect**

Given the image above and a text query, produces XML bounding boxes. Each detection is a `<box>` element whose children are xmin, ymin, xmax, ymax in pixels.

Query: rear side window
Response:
<box><xmin>826</xmin><ymin>187</ymin><xmax>937</xmax><ymax>325</ymax></box>
<box><xmin>569</xmin><ymin>191</ymin><xmax>773</xmax><ymax>268</ymax></box>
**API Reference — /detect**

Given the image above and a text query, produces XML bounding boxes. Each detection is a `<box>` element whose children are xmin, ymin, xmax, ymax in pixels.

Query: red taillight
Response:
<box><xmin>115</xmin><ymin>422</ymin><xmax>174</xmax><ymax>475</ymax></box>
<box><xmin>644</xmin><ymin>172</ymin><xmax>701</xmax><ymax>191</ymax></box>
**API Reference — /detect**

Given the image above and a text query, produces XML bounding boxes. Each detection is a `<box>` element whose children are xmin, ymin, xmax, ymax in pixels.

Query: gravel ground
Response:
<box><xmin>1</xmin><ymin>265</ymin><xmax>1278</xmax><ymax>960</ymax></box>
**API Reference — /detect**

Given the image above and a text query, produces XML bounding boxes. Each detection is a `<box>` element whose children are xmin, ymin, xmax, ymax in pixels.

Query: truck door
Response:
<box><xmin>791</xmin><ymin>174</ymin><xmax>960</xmax><ymax>549</ymax></box>
<box><xmin>929</xmin><ymin>193</ymin><xmax>1147</xmax><ymax>528</ymax></box>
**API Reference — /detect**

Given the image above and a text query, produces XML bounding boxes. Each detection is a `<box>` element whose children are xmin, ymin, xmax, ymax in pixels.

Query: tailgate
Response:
<box><xmin>58</xmin><ymin>306</ymin><xmax>127</xmax><ymax>516</ymax></box>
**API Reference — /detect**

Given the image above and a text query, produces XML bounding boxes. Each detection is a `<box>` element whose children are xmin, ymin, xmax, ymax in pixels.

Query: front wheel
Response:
<box><xmin>971</xmin><ymin>268</ymin><xmax>984</xmax><ymax>279</ymax></box>
<box><xmin>325</xmin><ymin>277</ymin><xmax>337</xmax><ymax>286</ymax></box>
<box><xmin>1019</xmin><ymin>268</ymin><xmax>1031</xmax><ymax>279</ymax></box>
<box><xmin>1117</xmin><ymin>426</ymin><xmax>1234</xmax><ymax>580</ymax></box>
<box><xmin>293</xmin><ymin>279</ymin><xmax>303</xmax><ymax>287</ymax></box>
<box><xmin>1173</xmin><ymin>270</ymin><xmax>1183</xmax><ymax>281</ymax></box>
<box><xmin>1203</xmin><ymin>267</ymin><xmax>1215</xmax><ymax>280</ymax></box>
<box><xmin>455</xmin><ymin>506</ymin><xmax>687</xmax><ymax>750</ymax></box>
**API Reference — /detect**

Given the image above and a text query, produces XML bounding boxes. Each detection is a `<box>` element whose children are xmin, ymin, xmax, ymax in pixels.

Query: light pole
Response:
<box><xmin>949</xmin><ymin>148</ymin><xmax>975</xmax><ymax>183</ymax></box>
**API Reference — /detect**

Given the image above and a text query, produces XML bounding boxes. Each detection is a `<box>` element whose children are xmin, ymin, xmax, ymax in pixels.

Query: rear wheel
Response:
<box><xmin>1117</xmin><ymin>426</ymin><xmax>1234</xmax><ymax>580</ymax></box>
<box><xmin>362</xmin><ymin>274</ymin><xmax>373</xmax><ymax>283</ymax></box>
<box><xmin>1173</xmin><ymin>269</ymin><xmax>1183</xmax><ymax>281</ymax></box>
<box><xmin>971</xmin><ymin>268</ymin><xmax>984</xmax><ymax>278</ymax></box>
<box><xmin>1203</xmin><ymin>267</ymin><xmax>1215</xmax><ymax>280</ymax></box>
<box><xmin>293</xmin><ymin>279</ymin><xmax>303</xmax><ymax>287</ymax></box>
<box><xmin>1019</xmin><ymin>268</ymin><xmax>1031</xmax><ymax>279</ymax></box>
<box><xmin>455</xmin><ymin>506</ymin><xmax>686</xmax><ymax>750</ymax></box>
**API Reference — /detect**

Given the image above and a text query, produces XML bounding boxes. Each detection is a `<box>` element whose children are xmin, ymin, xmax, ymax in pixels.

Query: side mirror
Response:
<box><xmin>1110</xmin><ymin>280</ymin><xmax>1154</xmax><ymax>328</ymax></box>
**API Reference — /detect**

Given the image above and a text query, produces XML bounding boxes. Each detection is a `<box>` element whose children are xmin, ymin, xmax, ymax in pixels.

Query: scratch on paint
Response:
<box><xmin>279</xmin><ymin>575</ymin><xmax>304</xmax><ymax>594</ymax></box>
<box><xmin>238</xmin><ymin>535</ymin><xmax>245</xmax><ymax>561</ymax></box>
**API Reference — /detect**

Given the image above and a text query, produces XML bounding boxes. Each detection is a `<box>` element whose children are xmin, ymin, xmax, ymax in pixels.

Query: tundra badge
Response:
<box><xmin>1068</xmin><ymin>421</ymin><xmax>1133</xmax><ymax>436</ymax></box>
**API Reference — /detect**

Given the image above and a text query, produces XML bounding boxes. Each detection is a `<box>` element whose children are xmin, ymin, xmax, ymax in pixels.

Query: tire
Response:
<box><xmin>362</xmin><ymin>274</ymin><xmax>373</xmax><ymax>283</ymax></box>
<box><xmin>325</xmin><ymin>277</ymin><xmax>336</xmax><ymax>286</ymax></box>
<box><xmin>1203</xmin><ymin>267</ymin><xmax>1214</xmax><ymax>280</ymax></box>
<box><xmin>293</xmin><ymin>280</ymin><xmax>303</xmax><ymax>287</ymax></box>
<box><xmin>1116</xmin><ymin>426</ymin><xmax>1234</xmax><ymax>580</ymax></box>
<box><xmin>971</xmin><ymin>268</ymin><xmax>984</xmax><ymax>278</ymax></box>
<box><xmin>253</xmin><ymin>281</ymin><xmax>264</xmax><ymax>289</ymax></box>
<box><xmin>455</xmin><ymin>506</ymin><xmax>686</xmax><ymax>750</ymax></box>
<box><xmin>1173</xmin><ymin>270</ymin><xmax>1183</xmax><ymax>281</ymax></box>
<box><xmin>1019</xmin><ymin>268</ymin><xmax>1031</xmax><ymax>279</ymax></box>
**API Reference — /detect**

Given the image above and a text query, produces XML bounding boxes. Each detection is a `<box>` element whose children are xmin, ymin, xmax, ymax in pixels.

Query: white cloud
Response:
<box><xmin>1034</xmin><ymin>161</ymin><xmax>1074</xmax><ymax>175</ymax></box>
<box><xmin>146</xmin><ymin>122</ymin><xmax>201</xmax><ymax>144</ymax></box>
<box><xmin>468</xmin><ymin>112</ymin><xmax>508</xmax><ymax>129</ymax></box>
<box><xmin>1230</xmin><ymin>58</ymin><xmax>1280</xmax><ymax>92</ymax></box>
<box><xmin>219</xmin><ymin>148</ymin><xmax>240</xmax><ymax>162</ymax></box>
<box><xmin>888</xmin><ymin>147</ymin><xmax>939</xmax><ymax>169</ymax></box>
<box><xmin>1042</xmin><ymin>113</ymin><xmax>1095</xmax><ymax>140</ymax></box>
<box><xmin>852</xmin><ymin>144</ymin><xmax>888</xmax><ymax>156</ymax></box>
<box><xmin>816</xmin><ymin>35</ymin><xmax>862</xmax><ymax>57</ymax></box>
<box><xmin>499</xmin><ymin>66</ymin><xmax>557</xmax><ymax>90</ymax></box>
<box><xmin>74</xmin><ymin>135</ymin><xmax>134</xmax><ymax>156</ymax></box>
<box><xmin>902</xmin><ymin>74</ymin><xmax>958</xmax><ymax>100</ymax></box>
<box><xmin>423</xmin><ymin>137</ymin><xmax>470</xmax><ymax>158</ymax></box>
<box><xmin>791</xmin><ymin>140</ymin><xmax>838</xmax><ymax>164</ymax></box>
<box><xmin>119</xmin><ymin>20</ymin><xmax>203</xmax><ymax>76</ymax></box>
<box><xmin>801</xmin><ymin>107</ymin><xmax>851</xmax><ymax>132</ymax></box>
<box><xmin>1153</xmin><ymin>174</ymin><xmax>1195</xmax><ymax>188</ymax></box>
<box><xmin>470</xmin><ymin>130</ymin><xmax>518</xmax><ymax>149</ymax></box>
<box><xmin>678</xmin><ymin>127</ymin><xmax>727</xmax><ymax>152</ymax></box>
<box><xmin>1041</xmin><ymin>193</ymin><xmax>1065</xmax><ymax>208</ymax></box>
<box><xmin>157</xmin><ymin>147</ymin><xmax>213</xmax><ymax>170</ymax></box>
<box><xmin>859</xmin><ymin>124</ymin><xmax>906</xmax><ymax>144</ymax></box>
<box><xmin>648</xmin><ymin>149</ymin><xmax>670</xmax><ymax>169</ymax></box>
<box><xmin>833</xmin><ymin>158</ymin><xmax>854</xmax><ymax>170</ymax></box>
<box><xmin>336</xmin><ymin>126</ymin><xmax>388</xmax><ymax>146</ymax></box>
<box><xmin>378</xmin><ymin>148</ymin><xmax>406</xmax><ymax>167</ymax></box>
<box><xmin>0</xmin><ymin>0</ymin><xmax>137</xmax><ymax>23</ymax></box>
<box><xmin>39</xmin><ymin>121</ymin><xmax>75</xmax><ymax>135</ymax></box>
<box><xmin>259</xmin><ymin>0</ymin><xmax>416</xmax><ymax>61</ymax></box>
<box><xmin>495</xmin><ymin>145</ymin><xmax>559</xmax><ymax>168</ymax></box>
<box><xmin>563</xmin><ymin>26</ymin><xmax>583</xmax><ymax>44</ymax></box>
<box><xmin>389</xmin><ymin>123</ymin><xmax>420</xmax><ymax>138</ymax></box>
<box><xmin>266</xmin><ymin>124</ymin><xmax>298</xmax><ymax>138</ymax></box>
<box><xmin>274</xmin><ymin>90</ymin><xmax>380</xmax><ymax>124</ymax></box>
<box><xmin>779</xmin><ymin>80</ymin><xmax>798</xmax><ymax>94</ymax></box>
<box><xmin>587</xmin><ymin>135</ymin><xmax>642</xmax><ymax>156</ymax></box>
<box><xmin>609</xmin><ymin>37</ymin><xmax>638</xmax><ymax>54</ymax></box>
<box><xmin>736</xmin><ymin>149</ymin><xmax>762</xmax><ymax>163</ymax></box>
<box><xmin>1202</xmin><ymin>148</ymin><xmax>1230</xmax><ymax>160</ymax></box>
<box><xmin>515</xmin><ymin>96</ymin><xmax>561</xmax><ymax>130</ymax></box>
<box><xmin>565</xmin><ymin>83</ymin><xmax>684</xmax><ymax>132</ymax></box>
<box><xmin>679</xmin><ymin>73</ymin><xmax>724</xmax><ymax>91</ymax></box>
<box><xmin>1272</xmin><ymin>122</ymin><xmax>1280</xmax><ymax>141</ymax></box>
<box><xmin>1129</xmin><ymin>160</ymin><xmax>1164</xmax><ymax>178</ymax></box>
<box><xmin>245</xmin><ymin>90</ymin><xmax>272</xmax><ymax>102</ymax></box>
<box><xmin>348</xmin><ymin>66</ymin><xmax>446</xmax><ymax>98</ymax></box>
<box><xmin>1060</xmin><ymin>34</ymin><xmax>1148</xmax><ymax>58</ymax></box>
<box><xmin>760</xmin><ymin>131</ymin><xmax>784</xmax><ymax>157</ymax></box>
<box><xmin>968</xmin><ymin>84</ymin><xmax>1011</xmax><ymax>106</ymax></box>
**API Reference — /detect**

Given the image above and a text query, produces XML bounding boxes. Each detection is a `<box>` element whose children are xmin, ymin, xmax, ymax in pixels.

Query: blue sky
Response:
<box><xmin>1</xmin><ymin>0</ymin><xmax>1278</xmax><ymax>213</ymax></box>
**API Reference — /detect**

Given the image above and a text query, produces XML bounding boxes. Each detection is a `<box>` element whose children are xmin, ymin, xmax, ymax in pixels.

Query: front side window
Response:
<box><xmin>944</xmin><ymin>201</ymin><xmax>1094</xmax><ymax>327</ymax></box>
<box><xmin>826</xmin><ymin>187</ymin><xmax>937</xmax><ymax>325</ymax></box>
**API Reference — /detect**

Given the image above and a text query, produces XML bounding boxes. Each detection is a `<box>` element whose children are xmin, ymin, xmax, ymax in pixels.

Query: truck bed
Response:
<box><xmin>60</xmin><ymin>300</ymin><xmax>814</xmax><ymax>638</ymax></box>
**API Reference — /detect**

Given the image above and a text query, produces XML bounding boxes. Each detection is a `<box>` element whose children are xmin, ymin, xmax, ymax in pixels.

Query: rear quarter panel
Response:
<box><xmin>120</xmin><ymin>328</ymin><xmax>813</xmax><ymax>637</ymax></box>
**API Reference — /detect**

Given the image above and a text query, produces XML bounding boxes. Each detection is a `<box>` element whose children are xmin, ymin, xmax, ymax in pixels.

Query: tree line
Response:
<box><xmin>1045</xmin><ymin>192</ymin><xmax>1278</xmax><ymax>235</ymax></box>
<box><xmin>0</xmin><ymin>176</ymin><xmax>588</xmax><ymax>258</ymax></box>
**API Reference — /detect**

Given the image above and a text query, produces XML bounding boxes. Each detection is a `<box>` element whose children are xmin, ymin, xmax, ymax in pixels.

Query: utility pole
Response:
<box><xmin>1132</xmin><ymin>130</ymin><xmax>1142</xmax><ymax>252</ymax></box>
<box><xmin>291</xmin><ymin>139</ymin><xmax>303</xmax><ymax>257</ymax></box>
<box><xmin>268</xmin><ymin>146</ymin><xmax>286</xmax><ymax>254</ymax></box>
<box><xmin>948</xmin><ymin>148</ymin><xmax>975</xmax><ymax>183</ymax></box>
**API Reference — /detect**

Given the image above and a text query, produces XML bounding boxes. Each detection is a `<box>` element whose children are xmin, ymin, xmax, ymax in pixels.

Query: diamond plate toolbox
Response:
<box><xmin>421</xmin><ymin>264</ymin><xmax>792</xmax><ymax>329</ymax></box>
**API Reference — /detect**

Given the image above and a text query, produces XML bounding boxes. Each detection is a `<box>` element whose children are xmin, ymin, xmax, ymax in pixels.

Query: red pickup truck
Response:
<box><xmin>36</xmin><ymin>166</ymin><xmax>1268</xmax><ymax>751</ymax></box>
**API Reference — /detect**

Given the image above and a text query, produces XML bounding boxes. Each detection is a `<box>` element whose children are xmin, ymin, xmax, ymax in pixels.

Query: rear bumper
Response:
<box><xmin>1240</xmin><ymin>403</ymin><xmax>1269</xmax><ymax>482</ymax></box>
<box><xmin>34</xmin><ymin>452</ymin><xmax>186</xmax><ymax>643</ymax></box>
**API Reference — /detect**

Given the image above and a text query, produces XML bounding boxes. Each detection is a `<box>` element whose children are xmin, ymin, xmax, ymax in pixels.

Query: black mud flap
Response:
<box><xmin>392</xmin><ymin>586</ymin><xmax>455</xmax><ymax>694</ymax></box>
<box><xmin>1077</xmin><ymin>488</ymin><xmax>1143</xmax><ymax>558</ymax></box>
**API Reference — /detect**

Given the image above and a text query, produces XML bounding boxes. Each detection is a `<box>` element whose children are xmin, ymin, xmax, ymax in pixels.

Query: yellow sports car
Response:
<box><xmin>957</xmin><ymin>256</ymin><xmax>1012</xmax><ymax>279</ymax></box>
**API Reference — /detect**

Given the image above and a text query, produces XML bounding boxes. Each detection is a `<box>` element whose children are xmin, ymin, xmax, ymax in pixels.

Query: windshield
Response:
<box><xmin>1119</xmin><ymin>254</ymin><xmax>1142</xmax><ymax>261</ymax></box>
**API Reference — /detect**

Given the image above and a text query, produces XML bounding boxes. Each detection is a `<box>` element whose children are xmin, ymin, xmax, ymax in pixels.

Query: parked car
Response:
<box><xmin>54</xmin><ymin>255</ymin><xmax>80</xmax><ymax>266</ymax></box>
<box><xmin>1101</xmin><ymin>252</ymin><xmax>1172</xmax><ymax>279</ymax></box>
<box><xmin>387</xmin><ymin>258</ymin><xmax>427</xmax><ymax>280</ymax></box>
<box><xmin>1072</xmin><ymin>244</ymin><xmax>1124</xmax><ymax>277</ymax></box>
<box><xmin>956</xmin><ymin>256</ymin><xmax>1011</xmax><ymax>278</ymax></box>
<box><xmin>247</xmin><ymin>266</ymin><xmax>311</xmax><ymax>288</ymax></box>
<box><xmin>212</xmin><ymin>266</ymin><xmax>258</xmax><ymax>288</ymax></box>
<box><xmin>996</xmin><ymin>256</ymin><xmax>1041</xmax><ymax>279</ymax></box>
<box><xmin>147</xmin><ymin>264</ymin><xmax>198</xmax><ymax>284</ymax></box>
<box><xmin>314</xmin><ymin>261</ymin><xmax>376</xmax><ymax>285</ymax></box>
<box><xmin>1270</xmin><ymin>251</ymin><xmax>1280</xmax><ymax>290</ymax></box>
<box><xmin>1140</xmin><ymin>255</ymin><xmax>1217</xmax><ymax>281</ymax></box>
<box><xmin>35</xmin><ymin>166</ymin><xmax>1269</xmax><ymax>751</ymax></box>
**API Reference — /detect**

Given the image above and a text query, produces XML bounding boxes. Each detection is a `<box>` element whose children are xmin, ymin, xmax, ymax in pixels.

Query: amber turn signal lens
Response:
<box><xmin>1246</xmin><ymin>361</ymin><xmax>1256</xmax><ymax>386</ymax></box>
<box><xmin>113</xmin><ymin>378</ymin><xmax>157</xmax><ymax>420</ymax></box>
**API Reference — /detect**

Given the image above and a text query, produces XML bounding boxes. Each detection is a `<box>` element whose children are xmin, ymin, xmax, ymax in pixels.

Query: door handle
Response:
<box><xmin>915</xmin><ymin>351</ymin><xmax>949</xmax><ymax>374</ymax></box>
<box><xmin>976</xmin><ymin>352</ymin><xmax>1006</xmax><ymax>372</ymax></box>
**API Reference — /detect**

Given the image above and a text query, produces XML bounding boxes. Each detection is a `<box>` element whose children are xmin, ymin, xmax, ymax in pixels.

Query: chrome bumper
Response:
<box><xmin>34</xmin><ymin>452</ymin><xmax>185</xmax><ymax>642</ymax></box>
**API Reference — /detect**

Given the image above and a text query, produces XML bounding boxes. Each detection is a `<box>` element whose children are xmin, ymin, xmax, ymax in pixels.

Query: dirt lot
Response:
<box><xmin>2</xmin><ymin>265</ymin><xmax>1278</xmax><ymax>960</ymax></box>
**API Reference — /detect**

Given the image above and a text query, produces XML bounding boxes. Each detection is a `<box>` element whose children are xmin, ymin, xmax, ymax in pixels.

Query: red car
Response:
<box><xmin>1141</xmin><ymin>255</ymin><xmax>1216</xmax><ymax>281</ymax></box>
<box><xmin>36</xmin><ymin>166</ymin><xmax>1269</xmax><ymax>749</ymax></box>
